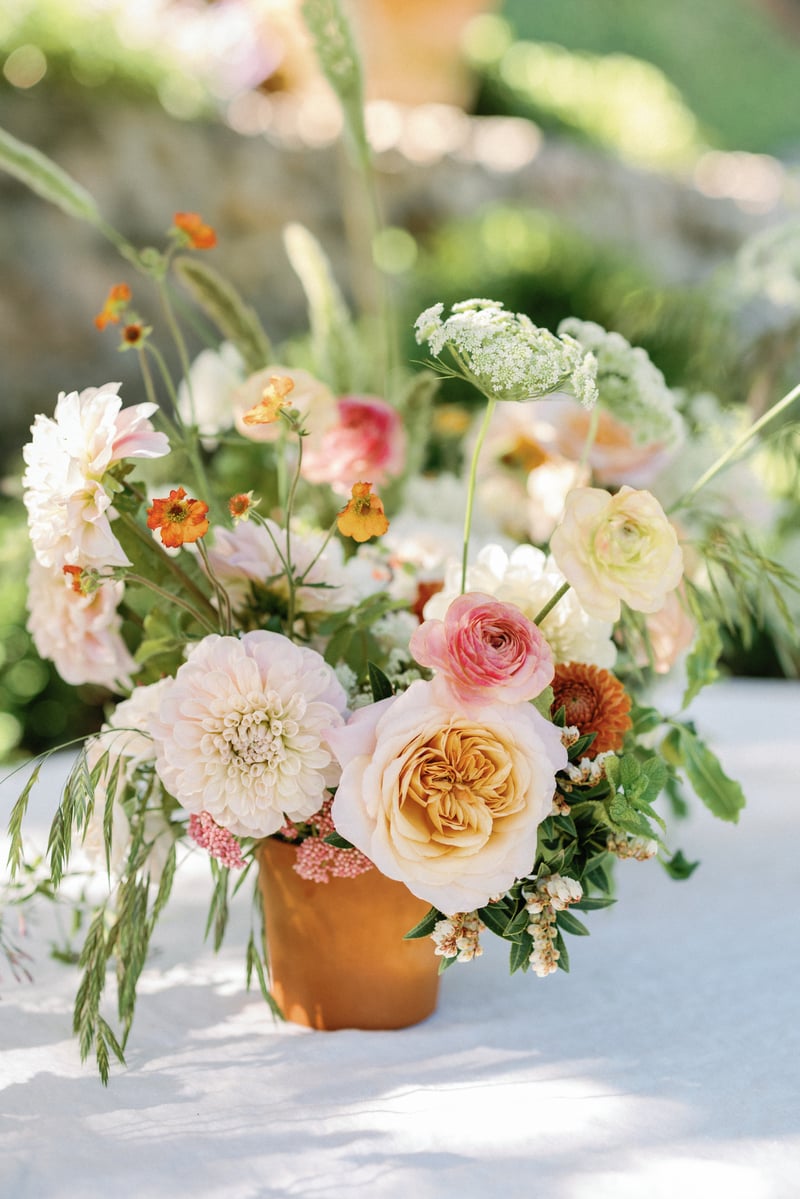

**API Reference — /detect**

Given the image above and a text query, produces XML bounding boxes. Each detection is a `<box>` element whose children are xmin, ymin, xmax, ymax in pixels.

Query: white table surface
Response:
<box><xmin>1</xmin><ymin>678</ymin><xmax>798</xmax><ymax>1199</ymax></box>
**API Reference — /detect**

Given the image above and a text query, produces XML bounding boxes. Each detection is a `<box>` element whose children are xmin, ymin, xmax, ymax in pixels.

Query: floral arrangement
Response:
<box><xmin>2</xmin><ymin>2</ymin><xmax>798</xmax><ymax>1084</ymax></box>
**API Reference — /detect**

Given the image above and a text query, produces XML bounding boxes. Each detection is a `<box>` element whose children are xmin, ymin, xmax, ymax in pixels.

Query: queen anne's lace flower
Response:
<box><xmin>424</xmin><ymin>544</ymin><xmax>617</xmax><ymax>669</ymax></box>
<box><xmin>149</xmin><ymin>632</ymin><xmax>349</xmax><ymax>839</ymax></box>
<box><xmin>22</xmin><ymin>382</ymin><xmax>169</xmax><ymax>569</ymax></box>
<box><xmin>558</xmin><ymin>318</ymin><xmax>684</xmax><ymax>450</ymax></box>
<box><xmin>415</xmin><ymin>299</ymin><xmax>599</xmax><ymax>407</ymax></box>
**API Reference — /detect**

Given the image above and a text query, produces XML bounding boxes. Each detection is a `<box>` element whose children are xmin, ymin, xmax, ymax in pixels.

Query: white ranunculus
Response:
<box><xmin>329</xmin><ymin>677</ymin><xmax>567</xmax><ymax>913</ymax></box>
<box><xmin>148</xmin><ymin>632</ymin><xmax>349</xmax><ymax>838</ymax></box>
<box><xmin>176</xmin><ymin>342</ymin><xmax>245</xmax><ymax>442</ymax></box>
<box><xmin>550</xmin><ymin>486</ymin><xmax>684</xmax><ymax>622</ymax></box>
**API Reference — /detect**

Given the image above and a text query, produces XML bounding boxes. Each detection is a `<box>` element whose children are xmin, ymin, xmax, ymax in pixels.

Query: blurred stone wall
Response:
<box><xmin>0</xmin><ymin>85</ymin><xmax>792</xmax><ymax>472</ymax></box>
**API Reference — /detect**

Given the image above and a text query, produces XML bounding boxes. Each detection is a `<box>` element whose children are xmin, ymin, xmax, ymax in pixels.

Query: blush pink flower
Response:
<box><xmin>328</xmin><ymin>677</ymin><xmax>567</xmax><ymax>913</ymax></box>
<box><xmin>410</xmin><ymin>592</ymin><xmax>554</xmax><ymax>706</ymax></box>
<box><xmin>550</xmin><ymin>485</ymin><xmax>684</xmax><ymax>622</ymax></box>
<box><xmin>301</xmin><ymin>394</ymin><xmax>406</xmax><ymax>493</ymax></box>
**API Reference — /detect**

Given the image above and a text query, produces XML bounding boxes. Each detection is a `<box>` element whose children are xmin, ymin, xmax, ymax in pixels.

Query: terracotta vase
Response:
<box><xmin>256</xmin><ymin>837</ymin><xmax>440</xmax><ymax>1030</ymax></box>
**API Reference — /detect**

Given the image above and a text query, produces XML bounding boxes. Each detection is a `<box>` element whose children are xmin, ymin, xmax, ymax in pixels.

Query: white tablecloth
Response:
<box><xmin>1</xmin><ymin>679</ymin><xmax>798</xmax><ymax>1199</ymax></box>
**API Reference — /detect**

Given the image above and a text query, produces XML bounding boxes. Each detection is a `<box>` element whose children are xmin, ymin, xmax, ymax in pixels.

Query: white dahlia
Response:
<box><xmin>148</xmin><ymin>632</ymin><xmax>349</xmax><ymax>838</ymax></box>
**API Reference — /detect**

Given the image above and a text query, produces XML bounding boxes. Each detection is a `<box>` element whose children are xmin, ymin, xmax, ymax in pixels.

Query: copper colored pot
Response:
<box><xmin>256</xmin><ymin>837</ymin><xmax>441</xmax><ymax>1030</ymax></box>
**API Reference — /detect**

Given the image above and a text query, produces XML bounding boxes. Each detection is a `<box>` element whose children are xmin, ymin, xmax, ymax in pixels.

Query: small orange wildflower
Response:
<box><xmin>336</xmin><ymin>482</ymin><xmax>389</xmax><ymax>543</ymax></box>
<box><xmin>242</xmin><ymin>376</ymin><xmax>295</xmax><ymax>426</ymax></box>
<box><xmin>228</xmin><ymin>491</ymin><xmax>257</xmax><ymax>522</ymax></box>
<box><xmin>94</xmin><ymin>283</ymin><xmax>131</xmax><ymax>331</ymax></box>
<box><xmin>147</xmin><ymin>487</ymin><xmax>210</xmax><ymax>548</ymax></box>
<box><xmin>62</xmin><ymin>564</ymin><xmax>85</xmax><ymax>594</ymax></box>
<box><xmin>173</xmin><ymin>212</ymin><xmax>217</xmax><ymax>250</ymax></box>
<box><xmin>551</xmin><ymin>662</ymin><xmax>632</xmax><ymax>758</ymax></box>
<box><xmin>122</xmin><ymin>322</ymin><xmax>146</xmax><ymax>346</ymax></box>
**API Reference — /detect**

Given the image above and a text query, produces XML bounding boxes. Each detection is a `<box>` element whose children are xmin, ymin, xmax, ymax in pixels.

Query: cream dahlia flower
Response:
<box><xmin>424</xmin><ymin>544</ymin><xmax>617</xmax><ymax>669</ymax></box>
<box><xmin>26</xmin><ymin>559</ymin><xmax>136</xmax><ymax>690</ymax></box>
<box><xmin>22</xmin><ymin>382</ymin><xmax>169</xmax><ymax>569</ymax></box>
<box><xmin>149</xmin><ymin>632</ymin><xmax>349</xmax><ymax>838</ymax></box>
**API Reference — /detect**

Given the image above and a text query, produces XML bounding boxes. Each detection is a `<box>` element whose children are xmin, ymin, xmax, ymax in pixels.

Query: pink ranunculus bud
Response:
<box><xmin>410</xmin><ymin>592</ymin><xmax>554</xmax><ymax>706</ymax></box>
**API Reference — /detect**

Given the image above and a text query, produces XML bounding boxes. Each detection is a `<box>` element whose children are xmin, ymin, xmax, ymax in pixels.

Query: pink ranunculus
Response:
<box><xmin>301</xmin><ymin>394</ymin><xmax>406</xmax><ymax>493</ymax></box>
<box><xmin>328</xmin><ymin>677</ymin><xmax>567</xmax><ymax>913</ymax></box>
<box><xmin>410</xmin><ymin>592</ymin><xmax>554</xmax><ymax>706</ymax></box>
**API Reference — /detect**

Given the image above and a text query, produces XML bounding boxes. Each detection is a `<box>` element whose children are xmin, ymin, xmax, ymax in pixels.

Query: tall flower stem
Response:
<box><xmin>118</xmin><ymin>511</ymin><xmax>218</xmax><ymax>627</ymax></box>
<box><xmin>283</xmin><ymin>438</ymin><xmax>305</xmax><ymax>636</ymax></box>
<box><xmin>578</xmin><ymin>403</ymin><xmax>600</xmax><ymax>473</ymax></box>
<box><xmin>196</xmin><ymin>540</ymin><xmax>233</xmax><ymax>635</ymax></box>
<box><xmin>124</xmin><ymin>573</ymin><xmax>218</xmax><ymax>634</ymax></box>
<box><xmin>533</xmin><ymin>582</ymin><xmax>571</xmax><ymax>626</ymax></box>
<box><xmin>145</xmin><ymin>342</ymin><xmax>213</xmax><ymax>506</ymax></box>
<box><xmin>460</xmin><ymin>395</ymin><xmax>496</xmax><ymax>594</ymax></box>
<box><xmin>296</xmin><ymin>518</ymin><xmax>338</xmax><ymax>585</ymax></box>
<box><xmin>669</xmin><ymin>380</ymin><xmax>800</xmax><ymax>513</ymax></box>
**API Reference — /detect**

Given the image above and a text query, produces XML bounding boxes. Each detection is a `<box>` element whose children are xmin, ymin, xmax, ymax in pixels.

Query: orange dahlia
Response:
<box><xmin>551</xmin><ymin>662</ymin><xmax>632</xmax><ymax>757</ymax></box>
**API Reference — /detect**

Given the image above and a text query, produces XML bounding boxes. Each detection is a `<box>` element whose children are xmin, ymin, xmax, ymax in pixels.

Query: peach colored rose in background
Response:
<box><xmin>410</xmin><ymin>592</ymin><xmax>554</xmax><ymax>706</ymax></box>
<box><xmin>550</xmin><ymin>485</ymin><xmax>683</xmax><ymax>622</ymax></box>
<box><xmin>540</xmin><ymin>399</ymin><xmax>676</xmax><ymax>487</ymax></box>
<box><xmin>640</xmin><ymin>585</ymin><xmax>695</xmax><ymax>674</ymax></box>
<box><xmin>329</xmin><ymin>677</ymin><xmax>567</xmax><ymax>913</ymax></box>
<box><xmin>302</xmin><ymin>394</ymin><xmax>406</xmax><ymax>493</ymax></box>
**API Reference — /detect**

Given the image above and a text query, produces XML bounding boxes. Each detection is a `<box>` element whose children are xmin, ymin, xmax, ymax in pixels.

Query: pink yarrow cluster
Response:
<box><xmin>290</xmin><ymin>797</ymin><xmax>374</xmax><ymax>883</ymax></box>
<box><xmin>188</xmin><ymin>811</ymin><xmax>246</xmax><ymax>869</ymax></box>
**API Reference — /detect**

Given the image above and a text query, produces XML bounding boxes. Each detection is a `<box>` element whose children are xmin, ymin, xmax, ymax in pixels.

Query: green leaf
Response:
<box><xmin>367</xmin><ymin>661</ymin><xmax>394</xmax><ymax>703</ymax></box>
<box><xmin>476</xmin><ymin>901</ymin><xmax>513</xmax><ymax>938</ymax></box>
<box><xmin>246</xmin><ymin>931</ymin><xmax>284</xmax><ymax>1018</ymax></box>
<box><xmin>573</xmin><ymin>896</ymin><xmax>616</xmax><ymax>911</ymax></box>
<box><xmin>674</xmin><ymin>724</ymin><xmax>746</xmax><ymax>823</ymax></box>
<box><xmin>531</xmin><ymin>684</ymin><xmax>555</xmax><ymax>721</ymax></box>
<box><xmin>323</xmin><ymin>831</ymin><xmax>355</xmax><ymax>851</ymax></box>
<box><xmin>556</xmin><ymin>910</ymin><xmax>590</xmax><ymax>937</ymax></box>
<box><xmin>682</xmin><ymin>619</ymin><xmax>722</xmax><ymax>709</ymax></box>
<box><xmin>509</xmin><ymin>933</ymin><xmax>532</xmax><ymax>975</ymax></box>
<box><xmin>283</xmin><ymin>223</ymin><xmax>360</xmax><ymax>392</ymax></box>
<box><xmin>174</xmin><ymin>256</ymin><xmax>272</xmax><ymax>374</ymax></box>
<box><xmin>403</xmin><ymin>907</ymin><xmax>440</xmax><ymax>940</ymax></box>
<box><xmin>0</xmin><ymin>124</ymin><xmax>101</xmax><ymax>226</ymax></box>
<box><xmin>660</xmin><ymin>849</ymin><xmax>701</xmax><ymax>880</ymax></box>
<box><xmin>299</xmin><ymin>0</ymin><xmax>369</xmax><ymax>171</ymax></box>
<box><xmin>554</xmin><ymin>930</ymin><xmax>570</xmax><ymax>973</ymax></box>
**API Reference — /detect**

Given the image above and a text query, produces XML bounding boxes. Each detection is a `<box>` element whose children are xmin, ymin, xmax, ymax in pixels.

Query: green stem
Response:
<box><xmin>283</xmin><ymin>438</ymin><xmax>305</xmax><ymax>636</ymax></box>
<box><xmin>669</xmin><ymin>379</ymin><xmax>800</xmax><ymax>514</ymax></box>
<box><xmin>145</xmin><ymin>343</ymin><xmax>213</xmax><ymax>506</ymax></box>
<box><xmin>158</xmin><ymin>278</ymin><xmax>195</xmax><ymax>422</ymax></box>
<box><xmin>196</xmin><ymin>540</ymin><xmax>233</xmax><ymax>635</ymax></box>
<box><xmin>118</xmin><ymin>510</ymin><xmax>218</xmax><ymax>626</ymax></box>
<box><xmin>295</xmin><ymin>518</ymin><xmax>339</xmax><ymax>585</ymax></box>
<box><xmin>461</xmin><ymin>395</ymin><xmax>496</xmax><ymax>594</ymax></box>
<box><xmin>533</xmin><ymin>581</ymin><xmax>571</xmax><ymax>626</ymax></box>
<box><xmin>124</xmin><ymin>573</ymin><xmax>218</xmax><ymax>634</ymax></box>
<box><xmin>578</xmin><ymin>402</ymin><xmax>600</xmax><ymax>474</ymax></box>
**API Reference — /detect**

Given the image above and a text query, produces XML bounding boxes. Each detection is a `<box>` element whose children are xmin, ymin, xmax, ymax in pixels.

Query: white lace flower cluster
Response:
<box><xmin>558</xmin><ymin>318</ymin><xmax>684</xmax><ymax>449</ymax></box>
<box><xmin>431</xmin><ymin>912</ymin><xmax>486</xmax><ymax>963</ymax></box>
<box><xmin>415</xmin><ymin>300</ymin><xmax>599</xmax><ymax>407</ymax></box>
<box><xmin>524</xmin><ymin>873</ymin><xmax>583</xmax><ymax>978</ymax></box>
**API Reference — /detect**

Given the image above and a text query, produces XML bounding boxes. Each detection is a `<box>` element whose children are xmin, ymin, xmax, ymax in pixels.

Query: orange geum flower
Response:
<box><xmin>94</xmin><ymin>283</ymin><xmax>131</xmax><ymax>331</ymax></box>
<box><xmin>173</xmin><ymin>211</ymin><xmax>217</xmax><ymax>250</ymax></box>
<box><xmin>228</xmin><ymin>491</ymin><xmax>258</xmax><ymax>522</ymax></box>
<box><xmin>242</xmin><ymin>376</ymin><xmax>295</xmax><ymax>426</ymax></box>
<box><xmin>147</xmin><ymin>487</ymin><xmax>210</xmax><ymax>548</ymax></box>
<box><xmin>336</xmin><ymin>482</ymin><xmax>389</xmax><ymax>543</ymax></box>
<box><xmin>121</xmin><ymin>322</ymin><xmax>147</xmax><ymax>347</ymax></box>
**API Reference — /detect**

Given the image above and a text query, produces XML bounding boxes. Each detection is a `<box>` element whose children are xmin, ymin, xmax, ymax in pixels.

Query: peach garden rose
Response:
<box><xmin>410</xmin><ymin>592</ymin><xmax>554</xmax><ymax>706</ymax></box>
<box><xmin>329</xmin><ymin>677</ymin><xmax>567</xmax><ymax>913</ymax></box>
<box><xmin>550</xmin><ymin>485</ymin><xmax>684</xmax><ymax>622</ymax></box>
